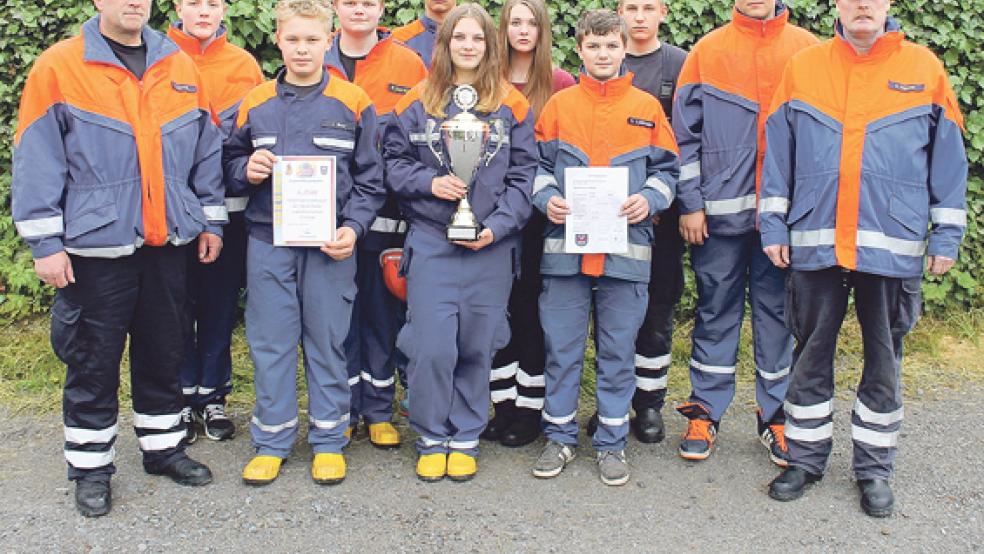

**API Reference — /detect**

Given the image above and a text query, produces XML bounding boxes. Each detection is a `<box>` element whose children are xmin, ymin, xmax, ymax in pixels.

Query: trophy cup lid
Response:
<box><xmin>452</xmin><ymin>85</ymin><xmax>479</xmax><ymax>113</ymax></box>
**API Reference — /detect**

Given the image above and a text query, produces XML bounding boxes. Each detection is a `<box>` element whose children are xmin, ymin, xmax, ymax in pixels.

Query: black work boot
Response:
<box><xmin>858</xmin><ymin>478</ymin><xmax>894</xmax><ymax>518</ymax></box>
<box><xmin>500</xmin><ymin>417</ymin><xmax>541</xmax><ymax>447</ymax></box>
<box><xmin>768</xmin><ymin>466</ymin><xmax>823</xmax><ymax>501</ymax></box>
<box><xmin>149</xmin><ymin>454</ymin><xmax>213</xmax><ymax>486</ymax></box>
<box><xmin>75</xmin><ymin>478</ymin><xmax>112</xmax><ymax>517</ymax></box>
<box><xmin>631</xmin><ymin>407</ymin><xmax>665</xmax><ymax>443</ymax></box>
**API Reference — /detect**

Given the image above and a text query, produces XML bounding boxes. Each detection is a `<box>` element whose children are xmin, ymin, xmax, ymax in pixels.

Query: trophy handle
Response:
<box><xmin>486</xmin><ymin>119</ymin><xmax>505</xmax><ymax>167</ymax></box>
<box><xmin>425</xmin><ymin>119</ymin><xmax>444</xmax><ymax>166</ymax></box>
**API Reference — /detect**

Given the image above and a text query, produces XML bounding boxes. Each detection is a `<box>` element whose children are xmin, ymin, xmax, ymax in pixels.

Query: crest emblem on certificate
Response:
<box><xmin>575</xmin><ymin>233</ymin><xmax>589</xmax><ymax>247</ymax></box>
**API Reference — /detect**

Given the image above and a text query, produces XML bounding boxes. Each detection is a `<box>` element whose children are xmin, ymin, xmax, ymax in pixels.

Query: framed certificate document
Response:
<box><xmin>272</xmin><ymin>156</ymin><xmax>336</xmax><ymax>247</ymax></box>
<box><xmin>564</xmin><ymin>167</ymin><xmax>629</xmax><ymax>254</ymax></box>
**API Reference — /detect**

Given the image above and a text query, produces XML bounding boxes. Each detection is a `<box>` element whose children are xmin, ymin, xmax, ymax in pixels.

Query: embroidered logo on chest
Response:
<box><xmin>389</xmin><ymin>84</ymin><xmax>411</xmax><ymax>94</ymax></box>
<box><xmin>627</xmin><ymin>117</ymin><xmax>655</xmax><ymax>129</ymax></box>
<box><xmin>171</xmin><ymin>81</ymin><xmax>198</xmax><ymax>93</ymax></box>
<box><xmin>888</xmin><ymin>81</ymin><xmax>925</xmax><ymax>93</ymax></box>
<box><xmin>322</xmin><ymin>120</ymin><xmax>355</xmax><ymax>131</ymax></box>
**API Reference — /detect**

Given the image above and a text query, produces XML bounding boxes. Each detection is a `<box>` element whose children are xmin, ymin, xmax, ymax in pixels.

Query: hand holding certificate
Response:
<box><xmin>272</xmin><ymin>156</ymin><xmax>337</xmax><ymax>247</ymax></box>
<box><xmin>563</xmin><ymin>167</ymin><xmax>629</xmax><ymax>254</ymax></box>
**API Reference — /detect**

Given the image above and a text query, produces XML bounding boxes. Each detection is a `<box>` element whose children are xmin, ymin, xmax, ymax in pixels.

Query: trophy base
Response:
<box><xmin>447</xmin><ymin>225</ymin><xmax>480</xmax><ymax>242</ymax></box>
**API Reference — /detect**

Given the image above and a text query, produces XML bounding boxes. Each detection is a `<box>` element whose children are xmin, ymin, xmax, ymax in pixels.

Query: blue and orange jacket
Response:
<box><xmin>533</xmin><ymin>70</ymin><xmax>680</xmax><ymax>283</ymax></box>
<box><xmin>759</xmin><ymin>18</ymin><xmax>968</xmax><ymax>278</ymax></box>
<box><xmin>223</xmin><ymin>70</ymin><xmax>386</xmax><ymax>244</ymax></box>
<box><xmin>672</xmin><ymin>3</ymin><xmax>818</xmax><ymax>235</ymax></box>
<box><xmin>12</xmin><ymin>17</ymin><xmax>226</xmax><ymax>260</ymax></box>
<box><xmin>168</xmin><ymin>22</ymin><xmax>264</xmax><ymax>215</ymax></box>
<box><xmin>382</xmin><ymin>83</ymin><xmax>537</xmax><ymax>244</ymax></box>
<box><xmin>391</xmin><ymin>15</ymin><xmax>438</xmax><ymax>68</ymax></box>
<box><xmin>325</xmin><ymin>28</ymin><xmax>428</xmax><ymax>250</ymax></box>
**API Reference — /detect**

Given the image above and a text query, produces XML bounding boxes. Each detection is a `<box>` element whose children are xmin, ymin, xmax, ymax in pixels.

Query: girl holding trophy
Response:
<box><xmin>382</xmin><ymin>3</ymin><xmax>537</xmax><ymax>483</ymax></box>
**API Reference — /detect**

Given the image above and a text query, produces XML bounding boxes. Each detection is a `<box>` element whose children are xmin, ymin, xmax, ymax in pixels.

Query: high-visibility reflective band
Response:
<box><xmin>66</xmin><ymin>245</ymin><xmax>137</xmax><ymax>258</ymax></box>
<box><xmin>225</xmin><ymin>196</ymin><xmax>249</xmax><ymax>212</ymax></box>
<box><xmin>851</xmin><ymin>424</ymin><xmax>898</xmax><ymax>448</ymax></box>
<box><xmin>690</xmin><ymin>358</ymin><xmax>736</xmax><ymax>374</ymax></box>
<box><xmin>930</xmin><ymin>208</ymin><xmax>967</xmax><ymax>227</ymax></box>
<box><xmin>348</xmin><ymin>375</ymin><xmax>360</xmax><ymax>386</ymax></box>
<box><xmin>137</xmin><ymin>430</ymin><xmax>185</xmax><ymax>451</ymax></box>
<box><xmin>599</xmin><ymin>414</ymin><xmax>630</xmax><ymax>426</ymax></box>
<box><xmin>198</xmin><ymin>386</ymin><xmax>216</xmax><ymax>395</ymax></box>
<box><xmin>635</xmin><ymin>353</ymin><xmax>670</xmax><ymax>369</ymax></box>
<box><xmin>490</xmin><ymin>386</ymin><xmax>517</xmax><ymax>402</ymax></box>
<box><xmin>542</xmin><ymin>410</ymin><xmax>577</xmax><ymax>425</ymax></box>
<box><xmin>791</xmin><ymin>228</ymin><xmax>836</xmax><ymax>248</ymax></box>
<box><xmin>516</xmin><ymin>396</ymin><xmax>545</xmax><ymax>409</ymax></box>
<box><xmin>370</xmin><ymin>217</ymin><xmax>408</xmax><ymax>234</ymax></box>
<box><xmin>183</xmin><ymin>387</ymin><xmax>197</xmax><ymax>395</ymax></box>
<box><xmin>251</xmin><ymin>415</ymin><xmax>298</xmax><ymax>434</ymax></box>
<box><xmin>533</xmin><ymin>175</ymin><xmax>557</xmax><ymax>194</ymax></box>
<box><xmin>15</xmin><ymin>215</ymin><xmax>64</xmax><ymax>238</ymax></box>
<box><xmin>680</xmin><ymin>161</ymin><xmax>700</xmax><ymax>181</ymax></box>
<box><xmin>170</xmin><ymin>235</ymin><xmax>196</xmax><ymax>247</ymax></box>
<box><xmin>309</xmin><ymin>413</ymin><xmax>351</xmax><ymax>430</ymax></box>
<box><xmin>203</xmin><ymin>205</ymin><xmax>229</xmax><ymax>222</ymax></box>
<box><xmin>784</xmin><ymin>421</ymin><xmax>834</xmax><ymax>442</ymax></box>
<box><xmin>252</xmin><ymin>136</ymin><xmax>276</xmax><ymax>147</ymax></box>
<box><xmin>758</xmin><ymin>197</ymin><xmax>790</xmax><ymax>214</ymax></box>
<box><xmin>856</xmin><ymin>231</ymin><xmax>926</xmax><ymax>257</ymax></box>
<box><xmin>489</xmin><ymin>133</ymin><xmax>510</xmax><ymax>146</ymax></box>
<box><xmin>645</xmin><ymin>176</ymin><xmax>674</xmax><ymax>204</ymax></box>
<box><xmin>409</xmin><ymin>132</ymin><xmax>440</xmax><ymax>144</ymax></box>
<box><xmin>854</xmin><ymin>399</ymin><xmax>904</xmax><ymax>426</ymax></box>
<box><xmin>490</xmin><ymin>362</ymin><xmax>518</xmax><ymax>381</ymax></box>
<box><xmin>313</xmin><ymin>137</ymin><xmax>354</xmax><ymax>150</ymax></box>
<box><xmin>133</xmin><ymin>412</ymin><xmax>181</xmax><ymax>430</ymax></box>
<box><xmin>516</xmin><ymin>368</ymin><xmax>545</xmax><ymax>388</ymax></box>
<box><xmin>704</xmin><ymin>194</ymin><xmax>758</xmax><ymax>216</ymax></box>
<box><xmin>636</xmin><ymin>375</ymin><xmax>668</xmax><ymax>391</ymax></box>
<box><xmin>65</xmin><ymin>447</ymin><xmax>115</xmax><ymax>469</ymax></box>
<box><xmin>448</xmin><ymin>439</ymin><xmax>479</xmax><ymax>449</ymax></box>
<box><xmin>543</xmin><ymin>238</ymin><xmax>652</xmax><ymax>262</ymax></box>
<box><xmin>784</xmin><ymin>400</ymin><xmax>833</xmax><ymax>420</ymax></box>
<box><xmin>420</xmin><ymin>436</ymin><xmax>446</xmax><ymax>447</ymax></box>
<box><xmin>65</xmin><ymin>423</ymin><xmax>118</xmax><ymax>445</ymax></box>
<box><xmin>757</xmin><ymin>366</ymin><xmax>790</xmax><ymax>381</ymax></box>
<box><xmin>361</xmin><ymin>371</ymin><xmax>395</xmax><ymax>388</ymax></box>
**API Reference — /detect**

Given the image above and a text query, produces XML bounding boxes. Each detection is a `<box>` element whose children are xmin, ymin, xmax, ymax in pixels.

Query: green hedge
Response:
<box><xmin>1</xmin><ymin>0</ymin><xmax>981</xmax><ymax>317</ymax></box>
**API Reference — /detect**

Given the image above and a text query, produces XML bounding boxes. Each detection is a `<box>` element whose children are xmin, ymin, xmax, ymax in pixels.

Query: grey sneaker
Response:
<box><xmin>532</xmin><ymin>440</ymin><xmax>576</xmax><ymax>478</ymax></box>
<box><xmin>199</xmin><ymin>403</ymin><xmax>235</xmax><ymax>441</ymax></box>
<box><xmin>597</xmin><ymin>450</ymin><xmax>629</xmax><ymax>486</ymax></box>
<box><xmin>181</xmin><ymin>406</ymin><xmax>197</xmax><ymax>445</ymax></box>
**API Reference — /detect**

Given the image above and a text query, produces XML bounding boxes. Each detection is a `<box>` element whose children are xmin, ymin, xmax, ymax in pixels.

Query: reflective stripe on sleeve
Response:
<box><xmin>704</xmin><ymin>194</ymin><xmax>757</xmax><ymax>216</ymax></box>
<box><xmin>645</xmin><ymin>176</ymin><xmax>674</xmax><ymax>205</ymax></box>
<box><xmin>370</xmin><ymin>217</ymin><xmax>408</xmax><ymax>234</ymax></box>
<box><xmin>533</xmin><ymin>175</ymin><xmax>557</xmax><ymax>194</ymax></box>
<box><xmin>15</xmin><ymin>216</ymin><xmax>64</xmax><ymax>238</ymax></box>
<box><xmin>758</xmin><ymin>197</ymin><xmax>790</xmax><ymax>214</ymax></box>
<box><xmin>930</xmin><ymin>208</ymin><xmax>967</xmax><ymax>227</ymax></box>
<box><xmin>225</xmin><ymin>197</ymin><xmax>249</xmax><ymax>213</ymax></box>
<box><xmin>679</xmin><ymin>161</ymin><xmax>700</xmax><ymax>181</ymax></box>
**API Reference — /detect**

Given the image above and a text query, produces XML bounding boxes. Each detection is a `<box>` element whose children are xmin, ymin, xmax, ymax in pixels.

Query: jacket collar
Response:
<box><xmin>83</xmin><ymin>16</ymin><xmax>178</xmax><ymax>73</ymax></box>
<box><xmin>577</xmin><ymin>67</ymin><xmax>633</xmax><ymax>100</ymax></box>
<box><xmin>275</xmin><ymin>66</ymin><xmax>329</xmax><ymax>100</ymax></box>
<box><xmin>324</xmin><ymin>27</ymin><xmax>393</xmax><ymax>79</ymax></box>
<box><xmin>420</xmin><ymin>14</ymin><xmax>438</xmax><ymax>34</ymax></box>
<box><xmin>167</xmin><ymin>21</ymin><xmax>229</xmax><ymax>57</ymax></box>
<box><xmin>834</xmin><ymin>16</ymin><xmax>903</xmax><ymax>62</ymax></box>
<box><xmin>731</xmin><ymin>2</ymin><xmax>789</xmax><ymax>39</ymax></box>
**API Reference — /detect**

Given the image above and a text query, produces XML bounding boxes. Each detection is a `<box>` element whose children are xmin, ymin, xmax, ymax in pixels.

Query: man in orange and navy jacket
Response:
<box><xmin>532</xmin><ymin>10</ymin><xmax>679</xmax><ymax>486</ymax></box>
<box><xmin>671</xmin><ymin>0</ymin><xmax>818</xmax><ymax>466</ymax></box>
<box><xmin>762</xmin><ymin>1</ymin><xmax>968</xmax><ymax>518</ymax></box>
<box><xmin>324</xmin><ymin>0</ymin><xmax>427</xmax><ymax>449</ymax></box>
<box><xmin>391</xmin><ymin>0</ymin><xmax>456</xmax><ymax>67</ymax></box>
<box><xmin>168</xmin><ymin>0</ymin><xmax>265</xmax><ymax>445</ymax></box>
<box><xmin>12</xmin><ymin>1</ymin><xmax>225</xmax><ymax>517</ymax></box>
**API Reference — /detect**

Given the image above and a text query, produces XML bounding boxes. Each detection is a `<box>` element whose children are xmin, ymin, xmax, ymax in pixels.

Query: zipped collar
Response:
<box><xmin>324</xmin><ymin>27</ymin><xmax>393</xmax><ymax>79</ymax></box>
<box><xmin>82</xmin><ymin>16</ymin><xmax>177</xmax><ymax>72</ymax></box>
<box><xmin>577</xmin><ymin>67</ymin><xmax>633</xmax><ymax>101</ymax></box>
<box><xmin>731</xmin><ymin>2</ymin><xmax>788</xmax><ymax>39</ymax></box>
<box><xmin>167</xmin><ymin>21</ymin><xmax>229</xmax><ymax>57</ymax></box>
<box><xmin>834</xmin><ymin>16</ymin><xmax>903</xmax><ymax>62</ymax></box>
<box><xmin>420</xmin><ymin>14</ymin><xmax>438</xmax><ymax>34</ymax></box>
<box><xmin>276</xmin><ymin>66</ymin><xmax>329</xmax><ymax>101</ymax></box>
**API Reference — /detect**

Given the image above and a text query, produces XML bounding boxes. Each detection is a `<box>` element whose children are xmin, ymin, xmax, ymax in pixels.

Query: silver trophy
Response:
<box><xmin>427</xmin><ymin>85</ymin><xmax>505</xmax><ymax>241</ymax></box>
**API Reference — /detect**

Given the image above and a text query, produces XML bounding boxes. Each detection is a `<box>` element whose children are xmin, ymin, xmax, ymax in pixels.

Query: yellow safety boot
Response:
<box><xmin>242</xmin><ymin>455</ymin><xmax>283</xmax><ymax>486</ymax></box>
<box><xmin>368</xmin><ymin>422</ymin><xmax>401</xmax><ymax>449</ymax></box>
<box><xmin>416</xmin><ymin>453</ymin><xmax>447</xmax><ymax>482</ymax></box>
<box><xmin>311</xmin><ymin>453</ymin><xmax>346</xmax><ymax>485</ymax></box>
<box><xmin>447</xmin><ymin>452</ymin><xmax>477</xmax><ymax>482</ymax></box>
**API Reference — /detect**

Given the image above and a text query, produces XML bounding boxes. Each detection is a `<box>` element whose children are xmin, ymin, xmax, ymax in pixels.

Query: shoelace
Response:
<box><xmin>598</xmin><ymin>450</ymin><xmax>626</xmax><ymax>463</ymax></box>
<box><xmin>180</xmin><ymin>406</ymin><xmax>193</xmax><ymax>423</ymax></box>
<box><xmin>770</xmin><ymin>423</ymin><xmax>787</xmax><ymax>452</ymax></box>
<box><xmin>204</xmin><ymin>404</ymin><xmax>227</xmax><ymax>420</ymax></box>
<box><xmin>684</xmin><ymin>419</ymin><xmax>714</xmax><ymax>442</ymax></box>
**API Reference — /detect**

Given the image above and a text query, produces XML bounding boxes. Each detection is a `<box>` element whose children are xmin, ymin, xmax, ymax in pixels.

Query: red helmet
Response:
<box><xmin>379</xmin><ymin>248</ymin><xmax>407</xmax><ymax>302</ymax></box>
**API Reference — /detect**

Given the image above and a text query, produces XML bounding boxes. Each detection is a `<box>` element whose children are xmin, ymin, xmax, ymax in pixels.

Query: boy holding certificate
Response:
<box><xmin>223</xmin><ymin>0</ymin><xmax>386</xmax><ymax>486</ymax></box>
<box><xmin>531</xmin><ymin>9</ymin><xmax>679</xmax><ymax>486</ymax></box>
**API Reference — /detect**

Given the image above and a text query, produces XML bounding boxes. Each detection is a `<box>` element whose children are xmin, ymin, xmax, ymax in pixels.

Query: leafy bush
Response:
<box><xmin>1</xmin><ymin>0</ymin><xmax>980</xmax><ymax>318</ymax></box>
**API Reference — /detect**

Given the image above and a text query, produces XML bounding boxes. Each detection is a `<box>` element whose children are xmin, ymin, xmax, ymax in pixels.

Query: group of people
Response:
<box><xmin>12</xmin><ymin>0</ymin><xmax>968</xmax><ymax>521</ymax></box>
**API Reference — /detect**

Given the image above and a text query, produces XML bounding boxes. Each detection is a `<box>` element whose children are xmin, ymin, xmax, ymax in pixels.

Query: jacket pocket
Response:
<box><xmin>50</xmin><ymin>295</ymin><xmax>82</xmax><ymax>366</ymax></box>
<box><xmin>65</xmin><ymin>200</ymin><xmax>119</xmax><ymax>240</ymax></box>
<box><xmin>252</xmin><ymin>135</ymin><xmax>278</xmax><ymax>149</ymax></box>
<box><xmin>786</xmin><ymin>186</ymin><xmax>817</xmax><ymax>227</ymax></box>
<box><xmin>888</xmin><ymin>188</ymin><xmax>929</xmax><ymax>236</ymax></box>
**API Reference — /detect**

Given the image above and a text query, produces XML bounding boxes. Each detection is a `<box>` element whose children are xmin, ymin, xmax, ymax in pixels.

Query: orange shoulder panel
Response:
<box><xmin>236</xmin><ymin>80</ymin><xmax>278</xmax><ymax>127</ymax></box>
<box><xmin>392</xmin><ymin>20</ymin><xmax>424</xmax><ymax>43</ymax></box>
<box><xmin>393</xmin><ymin>82</ymin><xmax>425</xmax><ymax>116</ymax></box>
<box><xmin>325</xmin><ymin>76</ymin><xmax>374</xmax><ymax>120</ymax></box>
<box><xmin>534</xmin><ymin>88</ymin><xmax>570</xmax><ymax>142</ymax></box>
<box><xmin>14</xmin><ymin>38</ymin><xmax>79</xmax><ymax>145</ymax></box>
<box><xmin>501</xmin><ymin>84</ymin><xmax>531</xmax><ymax>124</ymax></box>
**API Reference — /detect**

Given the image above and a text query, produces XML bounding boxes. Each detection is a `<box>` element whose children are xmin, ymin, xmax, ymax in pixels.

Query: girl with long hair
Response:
<box><xmin>382</xmin><ymin>3</ymin><xmax>537</xmax><ymax>482</ymax></box>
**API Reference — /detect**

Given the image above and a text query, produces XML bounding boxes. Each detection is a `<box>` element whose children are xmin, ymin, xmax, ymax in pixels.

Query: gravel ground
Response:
<box><xmin>1</xmin><ymin>387</ymin><xmax>982</xmax><ymax>553</ymax></box>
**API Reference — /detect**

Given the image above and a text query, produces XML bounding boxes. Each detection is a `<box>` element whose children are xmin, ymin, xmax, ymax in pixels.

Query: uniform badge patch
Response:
<box><xmin>628</xmin><ymin>117</ymin><xmax>655</xmax><ymax>128</ymax></box>
<box><xmin>389</xmin><ymin>84</ymin><xmax>411</xmax><ymax>94</ymax></box>
<box><xmin>322</xmin><ymin>121</ymin><xmax>355</xmax><ymax>131</ymax></box>
<box><xmin>888</xmin><ymin>81</ymin><xmax>925</xmax><ymax>93</ymax></box>
<box><xmin>171</xmin><ymin>81</ymin><xmax>197</xmax><ymax>93</ymax></box>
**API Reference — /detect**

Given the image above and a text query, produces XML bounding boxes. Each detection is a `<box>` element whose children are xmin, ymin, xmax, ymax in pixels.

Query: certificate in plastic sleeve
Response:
<box><xmin>564</xmin><ymin>167</ymin><xmax>629</xmax><ymax>254</ymax></box>
<box><xmin>272</xmin><ymin>156</ymin><xmax>336</xmax><ymax>247</ymax></box>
